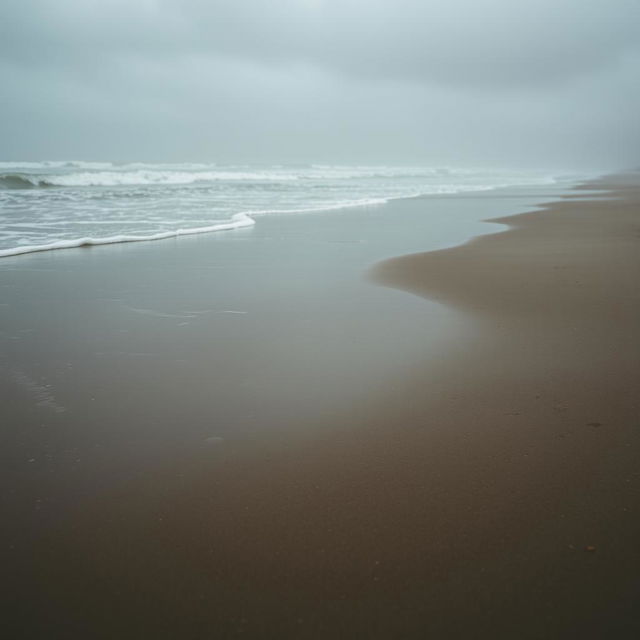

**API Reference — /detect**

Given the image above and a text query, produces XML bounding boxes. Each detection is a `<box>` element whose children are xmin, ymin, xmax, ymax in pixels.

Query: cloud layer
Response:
<box><xmin>2</xmin><ymin>0</ymin><xmax>639</xmax><ymax>168</ymax></box>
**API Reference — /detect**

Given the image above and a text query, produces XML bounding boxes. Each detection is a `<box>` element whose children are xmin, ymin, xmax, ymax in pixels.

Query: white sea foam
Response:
<box><xmin>0</xmin><ymin>162</ymin><xmax>560</xmax><ymax>258</ymax></box>
<box><xmin>0</xmin><ymin>213</ymin><xmax>256</xmax><ymax>258</ymax></box>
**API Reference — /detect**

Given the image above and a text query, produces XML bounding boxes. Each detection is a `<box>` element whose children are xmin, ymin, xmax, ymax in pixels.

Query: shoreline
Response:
<box><xmin>0</xmin><ymin>176</ymin><xmax>567</xmax><ymax>260</ymax></box>
<box><xmin>370</xmin><ymin>173</ymin><xmax>639</xmax><ymax>322</ymax></box>
<box><xmin>365</xmin><ymin>173</ymin><xmax>640</xmax><ymax>635</ymax></box>
<box><xmin>2</xmin><ymin>175</ymin><xmax>638</xmax><ymax>638</ymax></box>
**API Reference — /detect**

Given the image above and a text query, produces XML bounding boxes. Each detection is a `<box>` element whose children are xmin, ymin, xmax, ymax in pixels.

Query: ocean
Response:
<box><xmin>0</xmin><ymin>162</ymin><xmax>558</xmax><ymax>258</ymax></box>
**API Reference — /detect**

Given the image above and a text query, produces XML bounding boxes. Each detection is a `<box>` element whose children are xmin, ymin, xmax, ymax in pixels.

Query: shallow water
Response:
<box><xmin>0</xmin><ymin>161</ymin><xmax>559</xmax><ymax>256</ymax></box>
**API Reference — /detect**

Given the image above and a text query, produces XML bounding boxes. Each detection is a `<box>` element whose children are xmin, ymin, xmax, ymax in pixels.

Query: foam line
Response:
<box><xmin>0</xmin><ymin>212</ymin><xmax>255</xmax><ymax>258</ymax></box>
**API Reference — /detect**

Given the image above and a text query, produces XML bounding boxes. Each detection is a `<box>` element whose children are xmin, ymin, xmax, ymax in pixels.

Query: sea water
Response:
<box><xmin>0</xmin><ymin>162</ymin><xmax>557</xmax><ymax>258</ymax></box>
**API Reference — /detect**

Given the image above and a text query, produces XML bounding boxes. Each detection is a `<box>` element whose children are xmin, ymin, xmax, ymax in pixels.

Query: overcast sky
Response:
<box><xmin>1</xmin><ymin>0</ymin><xmax>639</xmax><ymax>169</ymax></box>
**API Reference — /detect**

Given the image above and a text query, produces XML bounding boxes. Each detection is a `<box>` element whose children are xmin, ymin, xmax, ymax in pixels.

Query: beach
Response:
<box><xmin>2</xmin><ymin>176</ymin><xmax>639</xmax><ymax>638</ymax></box>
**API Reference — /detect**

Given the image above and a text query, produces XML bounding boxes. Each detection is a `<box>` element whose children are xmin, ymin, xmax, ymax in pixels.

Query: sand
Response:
<box><xmin>2</xmin><ymin>176</ymin><xmax>639</xmax><ymax>638</ymax></box>
<box><xmin>367</xmin><ymin>173</ymin><xmax>640</xmax><ymax>637</ymax></box>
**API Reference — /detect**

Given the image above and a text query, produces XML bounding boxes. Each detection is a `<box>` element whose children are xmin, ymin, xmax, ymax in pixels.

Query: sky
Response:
<box><xmin>1</xmin><ymin>0</ymin><xmax>639</xmax><ymax>169</ymax></box>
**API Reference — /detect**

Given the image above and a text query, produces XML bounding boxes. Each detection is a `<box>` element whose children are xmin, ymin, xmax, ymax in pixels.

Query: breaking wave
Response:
<box><xmin>0</xmin><ymin>165</ymin><xmax>555</xmax><ymax>189</ymax></box>
<box><xmin>0</xmin><ymin>170</ymin><xmax>305</xmax><ymax>188</ymax></box>
<box><xmin>0</xmin><ymin>174</ymin><xmax>50</xmax><ymax>189</ymax></box>
<box><xmin>0</xmin><ymin>161</ymin><xmax>560</xmax><ymax>259</ymax></box>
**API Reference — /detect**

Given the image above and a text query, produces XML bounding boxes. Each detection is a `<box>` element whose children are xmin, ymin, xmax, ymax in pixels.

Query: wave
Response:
<box><xmin>0</xmin><ymin>164</ymin><xmax>562</xmax><ymax>259</ymax></box>
<box><xmin>0</xmin><ymin>213</ymin><xmax>256</xmax><ymax>258</ymax></box>
<box><xmin>0</xmin><ymin>170</ymin><xmax>305</xmax><ymax>188</ymax></box>
<box><xmin>0</xmin><ymin>174</ymin><xmax>48</xmax><ymax>189</ymax></box>
<box><xmin>0</xmin><ymin>195</ymin><xmax>396</xmax><ymax>258</ymax></box>
<box><xmin>0</xmin><ymin>177</ymin><xmax>561</xmax><ymax>258</ymax></box>
<box><xmin>0</xmin><ymin>165</ymin><xmax>557</xmax><ymax>189</ymax></box>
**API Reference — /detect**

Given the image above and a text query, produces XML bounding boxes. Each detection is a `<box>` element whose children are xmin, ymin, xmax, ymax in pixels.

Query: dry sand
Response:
<box><xmin>4</xmin><ymin>175</ymin><xmax>639</xmax><ymax>638</ymax></box>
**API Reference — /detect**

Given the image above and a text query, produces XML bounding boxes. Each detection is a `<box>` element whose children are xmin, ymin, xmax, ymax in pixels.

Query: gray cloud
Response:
<box><xmin>4</xmin><ymin>0</ymin><xmax>639</xmax><ymax>86</ymax></box>
<box><xmin>1</xmin><ymin>0</ymin><xmax>639</xmax><ymax>168</ymax></box>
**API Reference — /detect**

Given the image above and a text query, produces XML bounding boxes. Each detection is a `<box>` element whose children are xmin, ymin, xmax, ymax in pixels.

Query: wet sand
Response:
<box><xmin>368</xmin><ymin>173</ymin><xmax>640</xmax><ymax>637</ymax></box>
<box><xmin>2</xmin><ymin>177</ymin><xmax>639</xmax><ymax>638</ymax></box>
